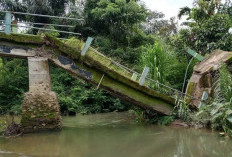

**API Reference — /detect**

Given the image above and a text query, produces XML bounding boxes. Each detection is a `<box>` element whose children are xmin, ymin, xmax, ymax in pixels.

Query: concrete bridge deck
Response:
<box><xmin>0</xmin><ymin>33</ymin><xmax>175</xmax><ymax>115</ymax></box>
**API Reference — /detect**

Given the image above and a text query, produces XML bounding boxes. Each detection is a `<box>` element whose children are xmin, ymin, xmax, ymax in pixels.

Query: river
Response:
<box><xmin>0</xmin><ymin>112</ymin><xmax>232</xmax><ymax>157</ymax></box>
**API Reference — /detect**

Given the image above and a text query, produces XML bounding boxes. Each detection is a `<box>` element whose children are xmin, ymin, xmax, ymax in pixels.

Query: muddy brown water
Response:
<box><xmin>0</xmin><ymin>112</ymin><xmax>232</xmax><ymax>157</ymax></box>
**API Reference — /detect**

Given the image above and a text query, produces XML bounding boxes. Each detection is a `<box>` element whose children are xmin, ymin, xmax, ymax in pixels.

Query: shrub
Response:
<box><xmin>196</xmin><ymin>102</ymin><xmax>232</xmax><ymax>136</ymax></box>
<box><xmin>0</xmin><ymin>58</ymin><xmax>28</xmax><ymax>114</ymax></box>
<box><xmin>50</xmin><ymin>66</ymin><xmax>131</xmax><ymax>115</ymax></box>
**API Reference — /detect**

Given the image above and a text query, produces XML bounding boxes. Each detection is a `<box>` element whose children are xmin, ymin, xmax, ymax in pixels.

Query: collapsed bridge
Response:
<box><xmin>0</xmin><ymin>33</ymin><xmax>178</xmax><ymax>132</ymax></box>
<box><xmin>0</xmin><ymin>11</ymin><xmax>198</xmax><ymax>133</ymax></box>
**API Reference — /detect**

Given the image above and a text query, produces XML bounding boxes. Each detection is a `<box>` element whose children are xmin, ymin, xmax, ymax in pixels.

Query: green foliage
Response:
<box><xmin>140</xmin><ymin>39</ymin><xmax>189</xmax><ymax>90</ymax></box>
<box><xmin>196</xmin><ymin>101</ymin><xmax>232</xmax><ymax>136</ymax></box>
<box><xmin>141</xmin><ymin>42</ymin><xmax>167</xmax><ymax>85</ymax></box>
<box><xmin>0</xmin><ymin>58</ymin><xmax>131</xmax><ymax>115</ymax></box>
<box><xmin>0</xmin><ymin>118</ymin><xmax>7</xmax><ymax>133</ymax></box>
<box><xmin>157</xmin><ymin>116</ymin><xmax>174</xmax><ymax>126</ymax></box>
<box><xmin>81</xmin><ymin>0</ymin><xmax>155</xmax><ymax>66</ymax></box>
<box><xmin>219</xmin><ymin>64</ymin><xmax>232</xmax><ymax>102</ymax></box>
<box><xmin>166</xmin><ymin>58</ymin><xmax>195</xmax><ymax>90</ymax></box>
<box><xmin>176</xmin><ymin>0</ymin><xmax>232</xmax><ymax>55</ymax></box>
<box><xmin>37</xmin><ymin>26</ymin><xmax>60</xmax><ymax>37</ymax></box>
<box><xmin>0</xmin><ymin>58</ymin><xmax>28</xmax><ymax>114</ymax></box>
<box><xmin>64</xmin><ymin>37</ymin><xmax>82</xmax><ymax>53</ymax></box>
<box><xmin>0</xmin><ymin>0</ymin><xmax>26</xmax><ymax>16</ymax></box>
<box><xmin>86</xmin><ymin>0</ymin><xmax>147</xmax><ymax>46</ymax></box>
<box><xmin>0</xmin><ymin>58</ymin><xmax>2</xmax><ymax>67</ymax></box>
<box><xmin>132</xmin><ymin>109</ymin><xmax>145</xmax><ymax>123</ymax></box>
<box><xmin>50</xmin><ymin>66</ymin><xmax>131</xmax><ymax>115</ymax></box>
<box><xmin>168</xmin><ymin>29</ymin><xmax>192</xmax><ymax>57</ymax></box>
<box><xmin>178</xmin><ymin>6</ymin><xmax>191</xmax><ymax>19</ymax></box>
<box><xmin>93</xmin><ymin>35</ymin><xmax>151</xmax><ymax>66</ymax></box>
<box><xmin>173</xmin><ymin>99</ymin><xmax>191</xmax><ymax>122</ymax></box>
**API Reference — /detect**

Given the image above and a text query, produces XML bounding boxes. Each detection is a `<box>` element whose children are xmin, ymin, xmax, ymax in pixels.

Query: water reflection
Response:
<box><xmin>0</xmin><ymin>112</ymin><xmax>232</xmax><ymax>157</ymax></box>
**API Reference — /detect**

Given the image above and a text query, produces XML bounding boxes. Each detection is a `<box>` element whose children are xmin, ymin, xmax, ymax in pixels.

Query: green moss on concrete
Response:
<box><xmin>185</xmin><ymin>82</ymin><xmax>195</xmax><ymax>103</ymax></box>
<box><xmin>45</xmin><ymin>34</ymin><xmax>82</xmax><ymax>59</ymax></box>
<box><xmin>21</xmin><ymin>111</ymin><xmax>57</xmax><ymax>124</ymax></box>
<box><xmin>226</xmin><ymin>52</ymin><xmax>232</xmax><ymax>64</ymax></box>
<box><xmin>45</xmin><ymin>35</ymin><xmax>174</xmax><ymax>105</ymax></box>
<box><xmin>0</xmin><ymin>33</ymin><xmax>44</xmax><ymax>44</ymax></box>
<box><xmin>186</xmin><ymin>82</ymin><xmax>195</xmax><ymax>96</ymax></box>
<box><xmin>73</xmin><ymin>61</ymin><xmax>173</xmax><ymax>115</ymax></box>
<box><xmin>21</xmin><ymin>92</ymin><xmax>61</xmax><ymax>133</ymax></box>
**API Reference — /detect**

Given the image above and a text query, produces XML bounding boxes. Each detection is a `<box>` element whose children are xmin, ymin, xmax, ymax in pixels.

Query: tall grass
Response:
<box><xmin>141</xmin><ymin>42</ymin><xmax>166</xmax><ymax>85</ymax></box>
<box><xmin>140</xmin><ymin>39</ymin><xmax>188</xmax><ymax>90</ymax></box>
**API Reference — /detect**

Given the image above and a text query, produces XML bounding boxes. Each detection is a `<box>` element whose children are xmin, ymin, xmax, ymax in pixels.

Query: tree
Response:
<box><xmin>0</xmin><ymin>58</ymin><xmax>28</xmax><ymax>114</ymax></box>
<box><xmin>175</xmin><ymin>0</ymin><xmax>232</xmax><ymax>55</ymax></box>
<box><xmin>82</xmin><ymin>0</ymin><xmax>148</xmax><ymax>47</ymax></box>
<box><xmin>143</xmin><ymin>11</ymin><xmax>178</xmax><ymax>37</ymax></box>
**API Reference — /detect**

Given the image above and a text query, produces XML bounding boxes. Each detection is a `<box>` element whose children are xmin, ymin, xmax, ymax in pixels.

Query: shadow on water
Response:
<box><xmin>0</xmin><ymin>112</ymin><xmax>232</xmax><ymax>157</ymax></box>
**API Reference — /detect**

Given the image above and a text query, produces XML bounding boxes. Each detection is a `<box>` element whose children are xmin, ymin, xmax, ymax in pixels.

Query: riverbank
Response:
<box><xmin>0</xmin><ymin>111</ymin><xmax>222</xmax><ymax>137</ymax></box>
<box><xmin>0</xmin><ymin>111</ymin><xmax>138</xmax><ymax>134</ymax></box>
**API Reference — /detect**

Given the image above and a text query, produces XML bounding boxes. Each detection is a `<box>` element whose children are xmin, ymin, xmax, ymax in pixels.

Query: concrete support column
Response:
<box><xmin>21</xmin><ymin>57</ymin><xmax>61</xmax><ymax>133</ymax></box>
<box><xmin>28</xmin><ymin>57</ymin><xmax>51</xmax><ymax>92</ymax></box>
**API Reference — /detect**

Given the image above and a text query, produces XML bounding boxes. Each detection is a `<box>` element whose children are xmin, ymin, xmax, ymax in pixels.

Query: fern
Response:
<box><xmin>212</xmin><ymin>71</ymin><xmax>225</xmax><ymax>103</ymax></box>
<box><xmin>219</xmin><ymin>64</ymin><xmax>232</xmax><ymax>102</ymax></box>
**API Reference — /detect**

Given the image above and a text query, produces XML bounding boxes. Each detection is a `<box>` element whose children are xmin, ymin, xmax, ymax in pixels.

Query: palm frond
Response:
<box><xmin>178</xmin><ymin>6</ymin><xmax>191</xmax><ymax>19</ymax></box>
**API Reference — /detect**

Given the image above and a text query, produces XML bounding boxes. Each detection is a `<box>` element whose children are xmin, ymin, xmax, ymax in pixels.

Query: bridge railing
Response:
<box><xmin>0</xmin><ymin>11</ymin><xmax>83</xmax><ymax>37</ymax></box>
<box><xmin>109</xmin><ymin>59</ymin><xmax>202</xmax><ymax>103</ymax></box>
<box><xmin>0</xmin><ymin>11</ymin><xmax>202</xmax><ymax>104</ymax></box>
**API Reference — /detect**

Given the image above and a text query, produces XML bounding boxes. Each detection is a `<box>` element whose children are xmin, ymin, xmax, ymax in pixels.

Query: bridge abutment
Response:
<box><xmin>21</xmin><ymin>57</ymin><xmax>61</xmax><ymax>133</ymax></box>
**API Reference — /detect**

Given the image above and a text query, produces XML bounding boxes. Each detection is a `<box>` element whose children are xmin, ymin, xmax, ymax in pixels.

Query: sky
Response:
<box><xmin>142</xmin><ymin>0</ymin><xmax>193</xmax><ymax>20</ymax></box>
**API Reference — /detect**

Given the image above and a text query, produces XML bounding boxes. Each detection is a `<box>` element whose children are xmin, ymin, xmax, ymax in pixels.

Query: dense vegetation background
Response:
<box><xmin>0</xmin><ymin>0</ymin><xmax>231</xmax><ymax>121</ymax></box>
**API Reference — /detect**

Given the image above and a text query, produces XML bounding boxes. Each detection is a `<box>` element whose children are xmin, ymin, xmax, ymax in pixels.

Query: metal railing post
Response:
<box><xmin>198</xmin><ymin>91</ymin><xmax>209</xmax><ymax>109</ymax></box>
<box><xmin>139</xmin><ymin>66</ymin><xmax>150</xmax><ymax>86</ymax></box>
<box><xmin>81</xmin><ymin>37</ymin><xmax>94</xmax><ymax>56</ymax></box>
<box><xmin>5</xmin><ymin>12</ymin><xmax>11</xmax><ymax>35</ymax></box>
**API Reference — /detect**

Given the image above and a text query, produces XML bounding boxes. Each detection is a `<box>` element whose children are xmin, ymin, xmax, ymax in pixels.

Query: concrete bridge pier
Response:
<box><xmin>21</xmin><ymin>57</ymin><xmax>61</xmax><ymax>133</ymax></box>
